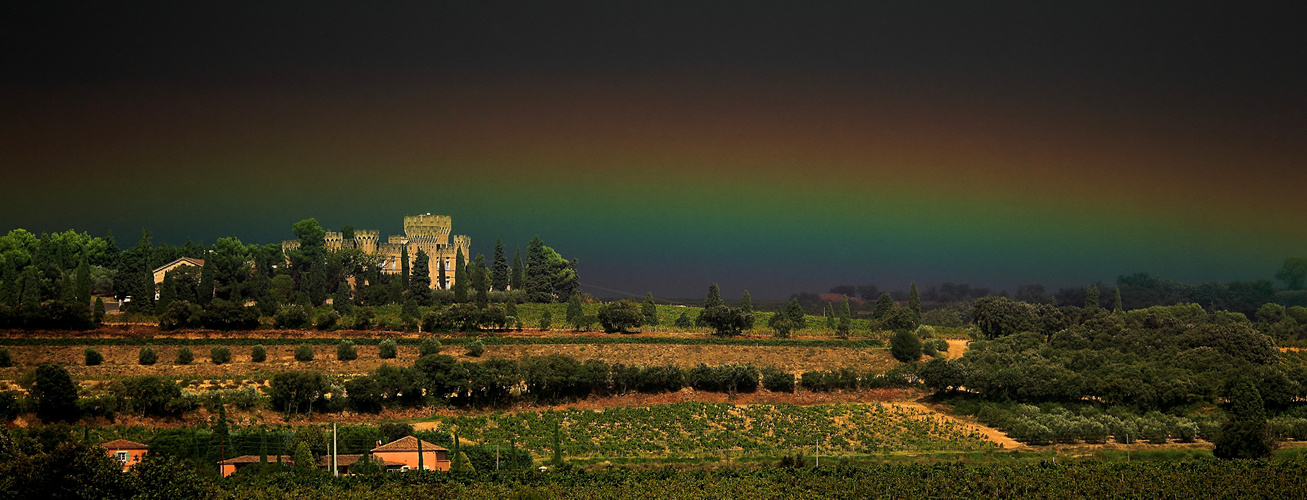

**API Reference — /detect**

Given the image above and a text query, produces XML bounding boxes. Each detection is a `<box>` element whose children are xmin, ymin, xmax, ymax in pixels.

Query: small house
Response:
<box><xmin>318</xmin><ymin>454</ymin><xmax>405</xmax><ymax>475</ymax></box>
<box><xmin>371</xmin><ymin>436</ymin><xmax>450</xmax><ymax>471</ymax></box>
<box><xmin>152</xmin><ymin>257</ymin><xmax>205</xmax><ymax>285</ymax></box>
<box><xmin>101</xmin><ymin>439</ymin><xmax>149</xmax><ymax>471</ymax></box>
<box><xmin>217</xmin><ymin>455</ymin><xmax>295</xmax><ymax>477</ymax></box>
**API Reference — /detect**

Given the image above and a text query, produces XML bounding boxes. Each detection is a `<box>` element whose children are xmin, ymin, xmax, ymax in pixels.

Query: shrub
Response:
<box><xmin>294</xmin><ymin>344</ymin><xmax>315</xmax><ymax>362</ymax></box>
<box><xmin>419</xmin><ymin>338</ymin><xmax>442</xmax><ymax>356</ymax></box>
<box><xmin>934</xmin><ymin>338</ymin><xmax>950</xmax><ymax>353</ymax></box>
<box><xmin>337</xmin><ymin>341</ymin><xmax>358</xmax><ymax>361</ymax></box>
<box><xmin>1080</xmin><ymin>419</ymin><xmax>1110</xmax><ymax>444</ymax></box>
<box><xmin>597</xmin><ymin>300</ymin><xmax>643</xmax><ymax>333</ymax></box>
<box><xmin>352</xmin><ymin>307</ymin><xmax>375</xmax><ymax>330</ymax></box>
<box><xmin>274</xmin><ymin>305</ymin><xmax>312</xmax><ymax>329</ymax></box>
<box><xmin>890</xmin><ymin>329</ymin><xmax>923</xmax><ymax>363</ymax></box>
<box><xmin>915</xmin><ymin>325</ymin><xmax>935</xmax><ymax>339</ymax></box>
<box><xmin>0</xmin><ymin>347</ymin><xmax>11</xmax><ymax>368</ymax></box>
<box><xmin>210</xmin><ymin>346</ymin><xmax>232</xmax><ymax>365</ymax></box>
<box><xmin>466</xmin><ymin>340</ymin><xmax>485</xmax><ymax>357</ymax></box>
<box><xmin>159</xmin><ymin>301</ymin><xmax>203</xmax><ymax>330</ymax></box>
<box><xmin>200</xmin><ymin>299</ymin><xmax>260</xmax><ymax>330</ymax></box>
<box><xmin>229</xmin><ymin>386</ymin><xmax>262</xmax><ymax>410</ymax></box>
<box><xmin>250</xmin><ymin>345</ymin><xmax>267</xmax><ymax>363</ymax></box>
<box><xmin>138</xmin><ymin>346</ymin><xmax>158</xmax><ymax>365</ymax></box>
<box><xmin>761</xmin><ymin>367</ymin><xmax>795</xmax><ymax>392</ymax></box>
<box><xmin>922</xmin><ymin>339</ymin><xmax>938</xmax><ymax>357</ymax></box>
<box><xmin>378</xmin><ymin>339</ymin><xmax>398</xmax><ymax>359</ymax></box>
<box><xmin>316</xmin><ymin>310</ymin><xmax>341</xmax><ymax>330</ymax></box>
<box><xmin>674</xmin><ymin>311</ymin><xmax>692</xmax><ymax>328</ymax></box>
<box><xmin>176</xmin><ymin>347</ymin><xmax>194</xmax><ymax>365</ymax></box>
<box><xmin>84</xmin><ymin>348</ymin><xmax>103</xmax><ymax>366</ymax></box>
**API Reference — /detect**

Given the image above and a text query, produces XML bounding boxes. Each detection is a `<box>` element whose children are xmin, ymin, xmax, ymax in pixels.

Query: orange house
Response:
<box><xmin>102</xmin><ymin>439</ymin><xmax>149</xmax><ymax>471</ymax></box>
<box><xmin>217</xmin><ymin>455</ymin><xmax>295</xmax><ymax>477</ymax></box>
<box><xmin>371</xmin><ymin>436</ymin><xmax>450</xmax><ymax>471</ymax></box>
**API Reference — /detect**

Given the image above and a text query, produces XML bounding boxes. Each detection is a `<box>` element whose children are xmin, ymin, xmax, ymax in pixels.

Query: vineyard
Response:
<box><xmin>416</xmin><ymin>402</ymin><xmax>997</xmax><ymax>461</ymax></box>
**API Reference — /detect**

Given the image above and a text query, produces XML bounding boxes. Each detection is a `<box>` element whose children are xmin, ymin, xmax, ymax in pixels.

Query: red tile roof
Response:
<box><xmin>217</xmin><ymin>455</ymin><xmax>295</xmax><ymax>465</ymax></box>
<box><xmin>101</xmin><ymin>439</ymin><xmax>149</xmax><ymax>450</ymax></box>
<box><xmin>372</xmin><ymin>436</ymin><xmax>448</xmax><ymax>452</ymax></box>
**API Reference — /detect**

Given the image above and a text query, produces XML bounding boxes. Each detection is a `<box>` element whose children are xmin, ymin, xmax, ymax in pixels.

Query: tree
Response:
<box><xmin>511</xmin><ymin>248</ymin><xmax>524</xmax><ymax>292</ymax></box>
<box><xmin>641</xmin><ymin>293</ymin><xmax>658</xmax><ymax>326</ymax></box>
<box><xmin>1113</xmin><ymin>287</ymin><xmax>1124</xmax><ymax>314</ymax></box>
<box><xmin>32</xmin><ymin>363</ymin><xmax>79</xmax><ymax>423</ymax></box>
<box><xmin>333</xmin><ymin>281</ymin><xmax>353</xmax><ymax>315</ymax></box>
<box><xmin>1214</xmin><ymin>379</ymin><xmax>1275</xmax><ymax>459</ymax></box>
<box><xmin>566</xmin><ymin>294</ymin><xmax>583</xmax><ymax>324</ymax></box>
<box><xmin>1276</xmin><ymin>257</ymin><xmax>1307</xmax><ymax>291</ymax></box>
<box><xmin>197</xmin><ymin>257</ymin><xmax>215</xmax><ymax>307</ymax></box>
<box><xmin>701</xmin><ymin>306</ymin><xmax>753</xmax><ymax>337</ymax></box>
<box><xmin>491</xmin><ymin>238</ymin><xmax>509</xmax><ymax>292</ymax></box>
<box><xmin>740</xmin><ymin>290</ymin><xmax>755</xmax><ymax>329</ymax></box>
<box><xmin>837</xmin><ymin>295</ymin><xmax>852</xmax><ymax>337</ymax></box>
<box><xmin>155</xmin><ymin>271</ymin><xmax>177</xmax><ymax>315</ymax></box>
<box><xmin>890</xmin><ymin>330</ymin><xmax>923</xmax><ymax>363</ymax></box>
<box><xmin>824</xmin><ymin>303</ymin><xmax>836</xmax><ymax>329</ymax></box>
<box><xmin>525</xmin><ymin>236</ymin><xmax>553</xmax><ymax>302</ymax></box>
<box><xmin>93</xmin><ymin>297</ymin><xmax>105</xmax><ymax>324</ymax></box>
<box><xmin>453</xmin><ymin>247</ymin><xmax>467</xmax><ymax>303</ymax></box>
<box><xmin>696</xmin><ymin>283</ymin><xmax>723</xmax><ymax>327</ymax></box>
<box><xmin>908</xmin><ymin>282</ymin><xmax>921</xmax><ymax>324</ymax></box>
<box><xmin>436</xmin><ymin>255</ymin><xmax>447</xmax><ymax>290</ymax></box>
<box><xmin>73</xmin><ymin>257</ymin><xmax>91</xmax><ymax>311</ymax></box>
<box><xmin>410</xmin><ymin>248</ymin><xmax>432</xmax><ymax>304</ymax></box>
<box><xmin>597</xmin><ymin>300</ymin><xmax>643</xmax><ymax>333</ymax></box>
<box><xmin>1084</xmin><ymin>284</ymin><xmax>1100</xmax><ymax>311</ymax></box>
<box><xmin>874</xmin><ymin>293</ymin><xmax>894</xmax><ymax>319</ymax></box>
<box><xmin>471</xmin><ymin>253</ymin><xmax>489</xmax><ymax>308</ymax></box>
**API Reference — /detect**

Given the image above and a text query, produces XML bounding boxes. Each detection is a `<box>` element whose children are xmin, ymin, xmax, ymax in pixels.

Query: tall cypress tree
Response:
<box><xmin>437</xmin><ymin>257</ymin><xmax>447</xmax><ymax>291</ymax></box>
<box><xmin>824</xmin><ymin>303</ymin><xmax>836</xmax><ymax>329</ymax></box>
<box><xmin>783</xmin><ymin>298</ymin><xmax>806</xmax><ymax>328</ymax></box>
<box><xmin>697</xmin><ymin>283</ymin><xmax>723</xmax><ymax>326</ymax></box>
<box><xmin>0</xmin><ymin>263</ymin><xmax>17</xmax><ymax>307</ymax></box>
<box><xmin>156</xmin><ymin>271</ymin><xmax>177</xmax><ymax>315</ymax></box>
<box><xmin>19</xmin><ymin>266</ymin><xmax>41</xmax><ymax>312</ymax></box>
<box><xmin>566</xmin><ymin>293</ymin><xmax>583</xmax><ymax>323</ymax></box>
<box><xmin>1085</xmin><ymin>284</ymin><xmax>1101</xmax><ymax>311</ymax></box>
<box><xmin>642</xmin><ymin>292</ymin><xmax>658</xmax><ymax>326</ymax></box>
<box><xmin>453</xmin><ymin>247</ymin><xmax>467</xmax><ymax>303</ymax></box>
<box><xmin>491</xmin><ymin>238</ymin><xmax>509</xmax><ymax>292</ymax></box>
<box><xmin>400</xmin><ymin>245</ymin><xmax>410</xmax><ymax>292</ymax></box>
<box><xmin>410</xmin><ymin>248</ymin><xmax>431</xmax><ymax>301</ymax></box>
<box><xmin>510</xmin><ymin>248</ymin><xmax>524</xmax><ymax>292</ymax></box>
<box><xmin>740</xmin><ymin>290</ymin><xmax>755</xmax><ymax>329</ymax></box>
<box><xmin>524</xmin><ymin>236</ymin><xmax>551</xmax><ymax>302</ymax></box>
<box><xmin>874</xmin><ymin>293</ymin><xmax>894</xmax><ymax>319</ymax></box>
<box><xmin>1113</xmin><ymin>287</ymin><xmax>1124</xmax><ymax>314</ymax></box>
<box><xmin>74</xmin><ymin>257</ymin><xmax>92</xmax><ymax>311</ymax></box>
<box><xmin>197</xmin><ymin>257</ymin><xmax>215</xmax><ymax>307</ymax></box>
<box><xmin>473</xmin><ymin>254</ymin><xmax>489</xmax><ymax>310</ymax></box>
<box><xmin>838</xmin><ymin>295</ymin><xmax>852</xmax><ymax>337</ymax></box>
<box><xmin>908</xmin><ymin>282</ymin><xmax>921</xmax><ymax>324</ymax></box>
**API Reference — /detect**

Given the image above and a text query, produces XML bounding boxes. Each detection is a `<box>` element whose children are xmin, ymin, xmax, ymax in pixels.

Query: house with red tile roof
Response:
<box><xmin>102</xmin><ymin>439</ymin><xmax>149</xmax><ymax>472</ymax></box>
<box><xmin>371</xmin><ymin>436</ymin><xmax>450</xmax><ymax>471</ymax></box>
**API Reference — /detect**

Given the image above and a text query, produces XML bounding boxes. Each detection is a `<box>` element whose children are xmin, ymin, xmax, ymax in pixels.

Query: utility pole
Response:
<box><xmin>816</xmin><ymin>439</ymin><xmax>820</xmax><ymax>467</ymax></box>
<box><xmin>332</xmin><ymin>423</ymin><xmax>338</xmax><ymax>477</ymax></box>
<box><xmin>496</xmin><ymin>444</ymin><xmax>500</xmax><ymax>471</ymax></box>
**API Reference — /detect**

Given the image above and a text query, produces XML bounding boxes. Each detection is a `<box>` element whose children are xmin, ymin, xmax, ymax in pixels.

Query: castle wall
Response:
<box><xmin>283</xmin><ymin>215</ymin><xmax>470</xmax><ymax>290</ymax></box>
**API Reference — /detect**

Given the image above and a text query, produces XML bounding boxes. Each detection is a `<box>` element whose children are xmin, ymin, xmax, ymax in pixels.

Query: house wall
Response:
<box><xmin>107</xmin><ymin>448</ymin><xmax>146</xmax><ymax>472</ymax></box>
<box><xmin>372</xmin><ymin>450</ymin><xmax>450</xmax><ymax>471</ymax></box>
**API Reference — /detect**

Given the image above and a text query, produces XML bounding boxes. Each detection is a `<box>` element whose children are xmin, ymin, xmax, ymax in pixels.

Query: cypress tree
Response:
<box><xmin>511</xmin><ymin>248</ymin><xmax>524</xmax><ymax>291</ymax></box>
<box><xmin>197</xmin><ymin>258</ymin><xmax>215</xmax><ymax>307</ymax></box>
<box><xmin>642</xmin><ymin>292</ymin><xmax>658</xmax><ymax>326</ymax></box>
<box><xmin>783</xmin><ymin>297</ymin><xmax>807</xmax><ymax>328</ymax></box>
<box><xmin>0</xmin><ymin>263</ymin><xmax>17</xmax><ymax>307</ymax></box>
<box><xmin>471</xmin><ymin>254</ymin><xmax>488</xmax><ymax>307</ymax></box>
<box><xmin>20</xmin><ymin>266</ymin><xmax>41</xmax><ymax>312</ymax></box>
<box><xmin>437</xmin><ymin>256</ymin><xmax>447</xmax><ymax>290</ymax></box>
<box><xmin>308</xmin><ymin>261</ymin><xmax>327</xmax><ymax>307</ymax></box>
<box><xmin>566</xmin><ymin>294</ymin><xmax>583</xmax><ymax>323</ymax></box>
<box><xmin>453</xmin><ymin>247</ymin><xmax>467</xmax><ymax>303</ymax></box>
<box><xmin>838</xmin><ymin>295</ymin><xmax>852</xmax><ymax>336</ymax></box>
<box><xmin>59</xmin><ymin>272</ymin><xmax>75</xmax><ymax>303</ymax></box>
<box><xmin>491</xmin><ymin>238</ymin><xmax>509</xmax><ymax>292</ymax></box>
<box><xmin>824</xmin><ymin>303</ymin><xmax>836</xmax><ymax>329</ymax></box>
<box><xmin>874</xmin><ymin>293</ymin><xmax>894</xmax><ymax>319</ymax></box>
<box><xmin>1113</xmin><ymin>287</ymin><xmax>1124</xmax><ymax>314</ymax></box>
<box><xmin>93</xmin><ymin>297</ymin><xmax>105</xmax><ymax>324</ymax></box>
<box><xmin>74</xmin><ymin>257</ymin><xmax>92</xmax><ymax>310</ymax></box>
<box><xmin>740</xmin><ymin>290</ymin><xmax>755</xmax><ymax>329</ymax></box>
<box><xmin>908</xmin><ymin>282</ymin><xmax>921</xmax><ymax>324</ymax></box>
<box><xmin>156</xmin><ymin>271</ymin><xmax>177</xmax><ymax>315</ymax></box>
<box><xmin>333</xmin><ymin>281</ymin><xmax>353</xmax><ymax>315</ymax></box>
<box><xmin>400</xmin><ymin>245</ymin><xmax>410</xmax><ymax>292</ymax></box>
<box><xmin>1215</xmin><ymin>379</ymin><xmax>1275</xmax><ymax>459</ymax></box>
<box><xmin>704</xmin><ymin>283</ymin><xmax>723</xmax><ymax>309</ymax></box>
<box><xmin>556</xmin><ymin>258</ymin><xmax>581</xmax><ymax>301</ymax></box>
<box><xmin>524</xmin><ymin>236</ymin><xmax>551</xmax><ymax>302</ymax></box>
<box><xmin>410</xmin><ymin>248</ymin><xmax>432</xmax><ymax>304</ymax></box>
<box><xmin>1085</xmin><ymin>284</ymin><xmax>1101</xmax><ymax>311</ymax></box>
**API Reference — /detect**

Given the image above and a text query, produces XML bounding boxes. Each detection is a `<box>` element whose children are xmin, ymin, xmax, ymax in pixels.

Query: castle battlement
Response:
<box><xmin>282</xmin><ymin>214</ymin><xmax>470</xmax><ymax>289</ymax></box>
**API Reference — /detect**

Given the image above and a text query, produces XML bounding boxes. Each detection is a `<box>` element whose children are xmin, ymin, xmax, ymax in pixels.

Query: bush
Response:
<box><xmin>274</xmin><ymin>305</ymin><xmax>312</xmax><ymax>329</ymax></box>
<box><xmin>352</xmin><ymin>307</ymin><xmax>375</xmax><ymax>330</ymax></box>
<box><xmin>419</xmin><ymin>338</ymin><xmax>442</xmax><ymax>357</ymax></box>
<box><xmin>597</xmin><ymin>300</ymin><xmax>644</xmax><ymax>333</ymax></box>
<box><xmin>761</xmin><ymin>367</ymin><xmax>796</xmax><ymax>393</ymax></box>
<box><xmin>176</xmin><ymin>347</ymin><xmax>194</xmax><ymax>365</ymax></box>
<box><xmin>0</xmin><ymin>347</ymin><xmax>11</xmax><ymax>368</ymax></box>
<box><xmin>378</xmin><ymin>339</ymin><xmax>398</xmax><ymax>359</ymax></box>
<box><xmin>337</xmin><ymin>341</ymin><xmax>358</xmax><ymax>361</ymax></box>
<box><xmin>200</xmin><ymin>299</ymin><xmax>260</xmax><ymax>330</ymax></box>
<box><xmin>294</xmin><ymin>344</ymin><xmax>315</xmax><ymax>362</ymax></box>
<box><xmin>890</xmin><ymin>329</ymin><xmax>923</xmax><ymax>363</ymax></box>
<box><xmin>915</xmin><ymin>325</ymin><xmax>935</xmax><ymax>339</ymax></box>
<box><xmin>466</xmin><ymin>340</ymin><xmax>485</xmax><ymax>357</ymax></box>
<box><xmin>229</xmin><ymin>386</ymin><xmax>262</xmax><ymax>410</ymax></box>
<box><xmin>210</xmin><ymin>346</ymin><xmax>232</xmax><ymax>365</ymax></box>
<box><xmin>316</xmin><ymin>310</ymin><xmax>341</xmax><ymax>330</ymax></box>
<box><xmin>674</xmin><ymin>311</ymin><xmax>692</xmax><ymax>328</ymax></box>
<box><xmin>158</xmin><ymin>301</ymin><xmax>203</xmax><ymax>330</ymax></box>
<box><xmin>138</xmin><ymin>346</ymin><xmax>158</xmax><ymax>365</ymax></box>
<box><xmin>250</xmin><ymin>345</ymin><xmax>267</xmax><ymax>363</ymax></box>
<box><xmin>84</xmin><ymin>348</ymin><xmax>103</xmax><ymax>366</ymax></box>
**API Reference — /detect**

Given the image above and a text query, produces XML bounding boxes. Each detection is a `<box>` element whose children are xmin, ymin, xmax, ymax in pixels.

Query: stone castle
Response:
<box><xmin>282</xmin><ymin>214</ymin><xmax>471</xmax><ymax>289</ymax></box>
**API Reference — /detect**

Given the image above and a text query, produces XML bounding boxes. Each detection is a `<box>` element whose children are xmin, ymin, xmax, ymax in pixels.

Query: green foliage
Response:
<box><xmin>419</xmin><ymin>338</ymin><xmax>442</xmax><ymax>356</ymax></box>
<box><xmin>538</xmin><ymin>307</ymin><xmax>553</xmax><ymax>330</ymax></box>
<box><xmin>175</xmin><ymin>346</ymin><xmax>193</xmax><ymax>365</ymax></box>
<box><xmin>209</xmin><ymin>346</ymin><xmax>231</xmax><ymax>365</ymax></box>
<box><xmin>908</xmin><ymin>282</ymin><xmax>921</xmax><ymax>324</ymax></box>
<box><xmin>466</xmin><ymin>340</ymin><xmax>485</xmax><ymax>357</ymax></box>
<box><xmin>1276</xmin><ymin>257</ymin><xmax>1307</xmax><ymax>290</ymax></box>
<box><xmin>269</xmin><ymin>370</ymin><xmax>325</xmax><ymax>415</ymax></box>
<box><xmin>138</xmin><ymin>346</ymin><xmax>158</xmax><ymax>365</ymax></box>
<box><xmin>83</xmin><ymin>347</ymin><xmax>103</xmax><ymax>366</ymax></box>
<box><xmin>761</xmin><ymin>367</ymin><xmax>796</xmax><ymax>392</ymax></box>
<box><xmin>294</xmin><ymin>344</ymin><xmax>315</xmax><ymax>362</ymax></box>
<box><xmin>453</xmin><ymin>247</ymin><xmax>468</xmax><ymax>303</ymax></box>
<box><xmin>315</xmin><ymin>309</ymin><xmax>341</xmax><ymax>330</ymax></box>
<box><xmin>158</xmin><ymin>300</ymin><xmax>203</xmax><ymax>330</ymax></box>
<box><xmin>566</xmin><ymin>294</ymin><xmax>583</xmax><ymax>323</ymax></box>
<box><xmin>700</xmin><ymin>306</ymin><xmax>753</xmax><ymax>337</ymax></box>
<box><xmin>837</xmin><ymin>295</ymin><xmax>852</xmax><ymax>337</ymax></box>
<box><xmin>32</xmin><ymin>363</ymin><xmax>79</xmax><ymax>423</ymax></box>
<box><xmin>890</xmin><ymin>330</ymin><xmax>923</xmax><ymax>363</ymax></box>
<box><xmin>971</xmin><ymin>296</ymin><xmax>1037</xmax><ymax>338</ymax></box>
<box><xmin>874</xmin><ymin>293</ymin><xmax>895</xmax><ymax>319</ymax></box>
<box><xmin>674</xmin><ymin>311</ymin><xmax>692</xmax><ymax>328</ymax></box>
<box><xmin>378</xmin><ymin>338</ymin><xmax>398</xmax><ymax>359</ymax></box>
<box><xmin>92</xmin><ymin>297</ymin><xmax>105</xmax><ymax>324</ymax></box>
<box><xmin>597</xmin><ymin>300</ymin><xmax>643</xmax><ymax>333</ymax></box>
<box><xmin>336</xmin><ymin>340</ymin><xmax>358</xmax><ymax>361</ymax></box>
<box><xmin>882</xmin><ymin>304</ymin><xmax>919</xmax><ymax>331</ymax></box>
<box><xmin>274</xmin><ymin>304</ymin><xmax>312</xmax><ymax>329</ymax></box>
<box><xmin>0</xmin><ymin>347</ymin><xmax>11</xmax><ymax>367</ymax></box>
<box><xmin>250</xmin><ymin>344</ymin><xmax>267</xmax><ymax>363</ymax></box>
<box><xmin>344</xmin><ymin>375</ymin><xmax>383</xmax><ymax>413</ymax></box>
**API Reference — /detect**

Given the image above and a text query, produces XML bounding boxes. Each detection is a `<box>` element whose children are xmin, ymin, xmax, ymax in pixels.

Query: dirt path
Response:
<box><xmin>895</xmin><ymin>401</ymin><xmax>1023</xmax><ymax>449</ymax></box>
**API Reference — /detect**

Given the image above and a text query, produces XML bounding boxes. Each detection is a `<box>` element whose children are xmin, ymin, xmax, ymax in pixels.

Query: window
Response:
<box><xmin>115</xmin><ymin>451</ymin><xmax>129</xmax><ymax>463</ymax></box>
